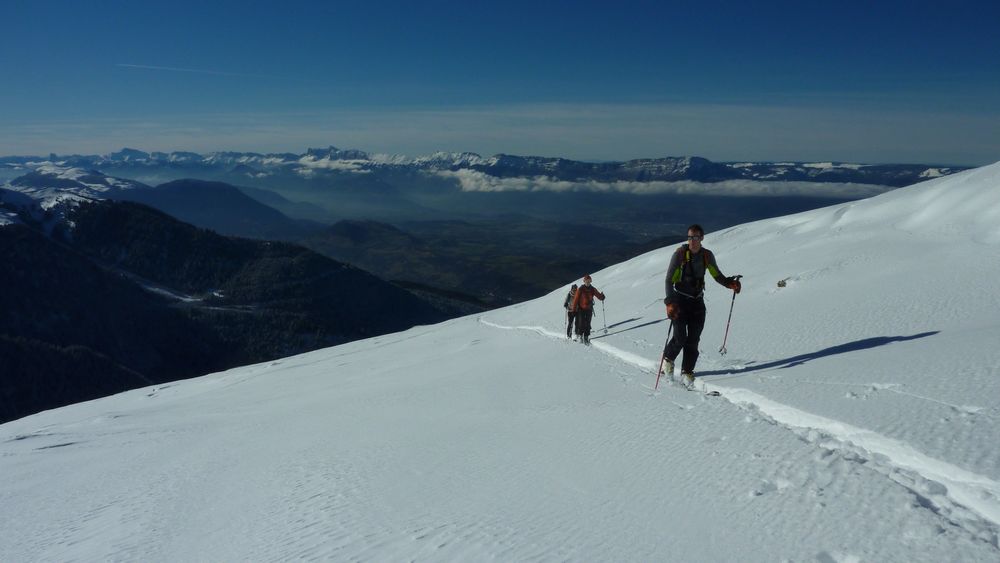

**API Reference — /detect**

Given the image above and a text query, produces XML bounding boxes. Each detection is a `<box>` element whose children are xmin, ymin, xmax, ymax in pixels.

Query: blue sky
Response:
<box><xmin>2</xmin><ymin>0</ymin><xmax>998</xmax><ymax>164</ymax></box>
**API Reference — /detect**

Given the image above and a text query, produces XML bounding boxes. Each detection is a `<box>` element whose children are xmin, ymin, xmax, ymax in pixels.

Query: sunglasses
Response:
<box><xmin>687</xmin><ymin>235</ymin><xmax>703</xmax><ymax>241</ymax></box>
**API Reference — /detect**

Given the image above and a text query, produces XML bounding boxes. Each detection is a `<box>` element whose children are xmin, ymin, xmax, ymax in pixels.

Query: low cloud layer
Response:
<box><xmin>433</xmin><ymin>169</ymin><xmax>894</xmax><ymax>198</ymax></box>
<box><xmin>296</xmin><ymin>156</ymin><xmax>371</xmax><ymax>174</ymax></box>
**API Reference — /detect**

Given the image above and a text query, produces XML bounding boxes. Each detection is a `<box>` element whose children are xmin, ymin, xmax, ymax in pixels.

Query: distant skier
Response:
<box><xmin>572</xmin><ymin>275</ymin><xmax>605</xmax><ymax>344</ymax></box>
<box><xmin>563</xmin><ymin>284</ymin><xmax>579</xmax><ymax>339</ymax></box>
<box><xmin>662</xmin><ymin>224</ymin><xmax>742</xmax><ymax>388</ymax></box>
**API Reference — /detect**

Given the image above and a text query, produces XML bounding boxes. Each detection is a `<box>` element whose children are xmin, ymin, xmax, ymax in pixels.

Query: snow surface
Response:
<box><xmin>802</xmin><ymin>162</ymin><xmax>865</xmax><ymax>170</ymax></box>
<box><xmin>0</xmin><ymin>209</ymin><xmax>18</xmax><ymax>226</ymax></box>
<box><xmin>2</xmin><ymin>163</ymin><xmax>1000</xmax><ymax>561</ymax></box>
<box><xmin>0</xmin><ymin>166</ymin><xmax>150</xmax><ymax>234</ymax></box>
<box><xmin>31</xmin><ymin>165</ymin><xmax>144</xmax><ymax>193</ymax></box>
<box><xmin>6</xmin><ymin>165</ymin><xmax>148</xmax><ymax>208</ymax></box>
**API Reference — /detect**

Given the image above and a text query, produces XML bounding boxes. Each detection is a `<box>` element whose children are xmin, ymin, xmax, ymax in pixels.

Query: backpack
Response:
<box><xmin>563</xmin><ymin>289</ymin><xmax>576</xmax><ymax>309</ymax></box>
<box><xmin>673</xmin><ymin>245</ymin><xmax>710</xmax><ymax>292</ymax></box>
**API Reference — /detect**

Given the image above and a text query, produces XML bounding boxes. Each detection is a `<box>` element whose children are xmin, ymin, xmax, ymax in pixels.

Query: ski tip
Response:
<box><xmin>705</xmin><ymin>390</ymin><xmax>722</xmax><ymax>397</ymax></box>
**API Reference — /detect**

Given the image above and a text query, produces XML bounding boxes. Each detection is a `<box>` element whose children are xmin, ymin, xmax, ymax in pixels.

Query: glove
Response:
<box><xmin>726</xmin><ymin>276</ymin><xmax>742</xmax><ymax>294</ymax></box>
<box><xmin>665</xmin><ymin>302</ymin><xmax>678</xmax><ymax>320</ymax></box>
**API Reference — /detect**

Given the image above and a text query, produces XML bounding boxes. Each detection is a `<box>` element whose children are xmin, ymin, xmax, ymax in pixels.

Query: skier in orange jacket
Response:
<box><xmin>571</xmin><ymin>274</ymin><xmax>605</xmax><ymax>344</ymax></box>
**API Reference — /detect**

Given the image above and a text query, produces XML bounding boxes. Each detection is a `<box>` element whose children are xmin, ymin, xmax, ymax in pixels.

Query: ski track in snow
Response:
<box><xmin>480</xmin><ymin>317</ymin><xmax>1000</xmax><ymax>546</ymax></box>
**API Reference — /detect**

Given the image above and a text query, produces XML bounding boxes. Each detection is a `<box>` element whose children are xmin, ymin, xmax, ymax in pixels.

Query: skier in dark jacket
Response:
<box><xmin>663</xmin><ymin>224</ymin><xmax>741</xmax><ymax>388</ymax></box>
<box><xmin>571</xmin><ymin>275</ymin><xmax>605</xmax><ymax>344</ymax></box>
<box><xmin>563</xmin><ymin>284</ymin><xmax>578</xmax><ymax>339</ymax></box>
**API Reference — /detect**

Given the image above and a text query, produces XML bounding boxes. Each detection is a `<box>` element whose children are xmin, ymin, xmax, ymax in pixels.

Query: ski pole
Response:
<box><xmin>719</xmin><ymin>275</ymin><xmax>742</xmax><ymax>355</ymax></box>
<box><xmin>601</xmin><ymin>300</ymin><xmax>608</xmax><ymax>335</ymax></box>
<box><xmin>654</xmin><ymin>323</ymin><xmax>673</xmax><ymax>390</ymax></box>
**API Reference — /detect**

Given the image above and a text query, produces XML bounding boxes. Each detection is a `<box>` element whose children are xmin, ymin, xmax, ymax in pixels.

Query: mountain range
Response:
<box><xmin>1</xmin><ymin>166</ymin><xmax>655</xmax><ymax>307</ymax></box>
<box><xmin>1</xmin><ymin>146</ymin><xmax>966</xmax><ymax>187</ymax></box>
<box><xmin>0</xmin><ymin>172</ymin><xmax>451</xmax><ymax>423</ymax></box>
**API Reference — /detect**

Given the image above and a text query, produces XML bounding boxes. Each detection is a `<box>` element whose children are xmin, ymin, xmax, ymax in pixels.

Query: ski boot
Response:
<box><xmin>681</xmin><ymin>371</ymin><xmax>696</xmax><ymax>390</ymax></box>
<box><xmin>661</xmin><ymin>358</ymin><xmax>675</xmax><ymax>382</ymax></box>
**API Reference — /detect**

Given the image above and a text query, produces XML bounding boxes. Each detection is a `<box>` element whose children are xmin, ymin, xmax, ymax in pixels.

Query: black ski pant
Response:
<box><xmin>575</xmin><ymin>308</ymin><xmax>594</xmax><ymax>337</ymax></box>
<box><xmin>566</xmin><ymin>311</ymin><xmax>577</xmax><ymax>337</ymax></box>
<box><xmin>663</xmin><ymin>297</ymin><xmax>707</xmax><ymax>373</ymax></box>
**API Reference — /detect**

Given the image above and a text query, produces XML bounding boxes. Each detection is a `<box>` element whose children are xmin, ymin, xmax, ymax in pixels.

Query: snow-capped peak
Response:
<box><xmin>2</xmin><ymin>165</ymin><xmax>150</xmax><ymax>232</ymax></box>
<box><xmin>12</xmin><ymin>165</ymin><xmax>148</xmax><ymax>198</ymax></box>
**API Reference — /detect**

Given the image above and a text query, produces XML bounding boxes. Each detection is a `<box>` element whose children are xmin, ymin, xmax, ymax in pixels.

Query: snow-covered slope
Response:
<box><xmin>2</xmin><ymin>163</ymin><xmax>999</xmax><ymax>561</ymax></box>
<box><xmin>1</xmin><ymin>165</ymin><xmax>151</xmax><ymax>232</ymax></box>
<box><xmin>9</xmin><ymin>165</ymin><xmax>149</xmax><ymax>200</ymax></box>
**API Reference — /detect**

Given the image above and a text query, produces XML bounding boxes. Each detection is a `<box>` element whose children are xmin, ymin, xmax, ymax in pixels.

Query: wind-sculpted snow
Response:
<box><xmin>1</xmin><ymin>162</ymin><xmax>999</xmax><ymax>560</ymax></box>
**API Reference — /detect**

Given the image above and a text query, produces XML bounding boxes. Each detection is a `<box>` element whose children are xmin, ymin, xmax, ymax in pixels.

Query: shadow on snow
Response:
<box><xmin>590</xmin><ymin>317</ymin><xmax>667</xmax><ymax>339</ymax></box>
<box><xmin>698</xmin><ymin>331</ymin><xmax>940</xmax><ymax>379</ymax></box>
<box><xmin>605</xmin><ymin>317</ymin><xmax>642</xmax><ymax>330</ymax></box>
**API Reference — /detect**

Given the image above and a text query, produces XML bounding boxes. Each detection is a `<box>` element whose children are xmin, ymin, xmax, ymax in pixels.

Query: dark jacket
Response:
<box><xmin>563</xmin><ymin>289</ymin><xmax>577</xmax><ymax>310</ymax></box>
<box><xmin>664</xmin><ymin>245</ymin><xmax>729</xmax><ymax>304</ymax></box>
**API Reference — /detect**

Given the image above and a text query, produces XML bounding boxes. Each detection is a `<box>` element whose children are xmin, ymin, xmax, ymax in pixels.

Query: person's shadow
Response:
<box><xmin>606</xmin><ymin>317</ymin><xmax>642</xmax><ymax>330</ymax></box>
<box><xmin>590</xmin><ymin>318</ymin><xmax>665</xmax><ymax>339</ymax></box>
<box><xmin>697</xmin><ymin>331</ymin><xmax>940</xmax><ymax>378</ymax></box>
